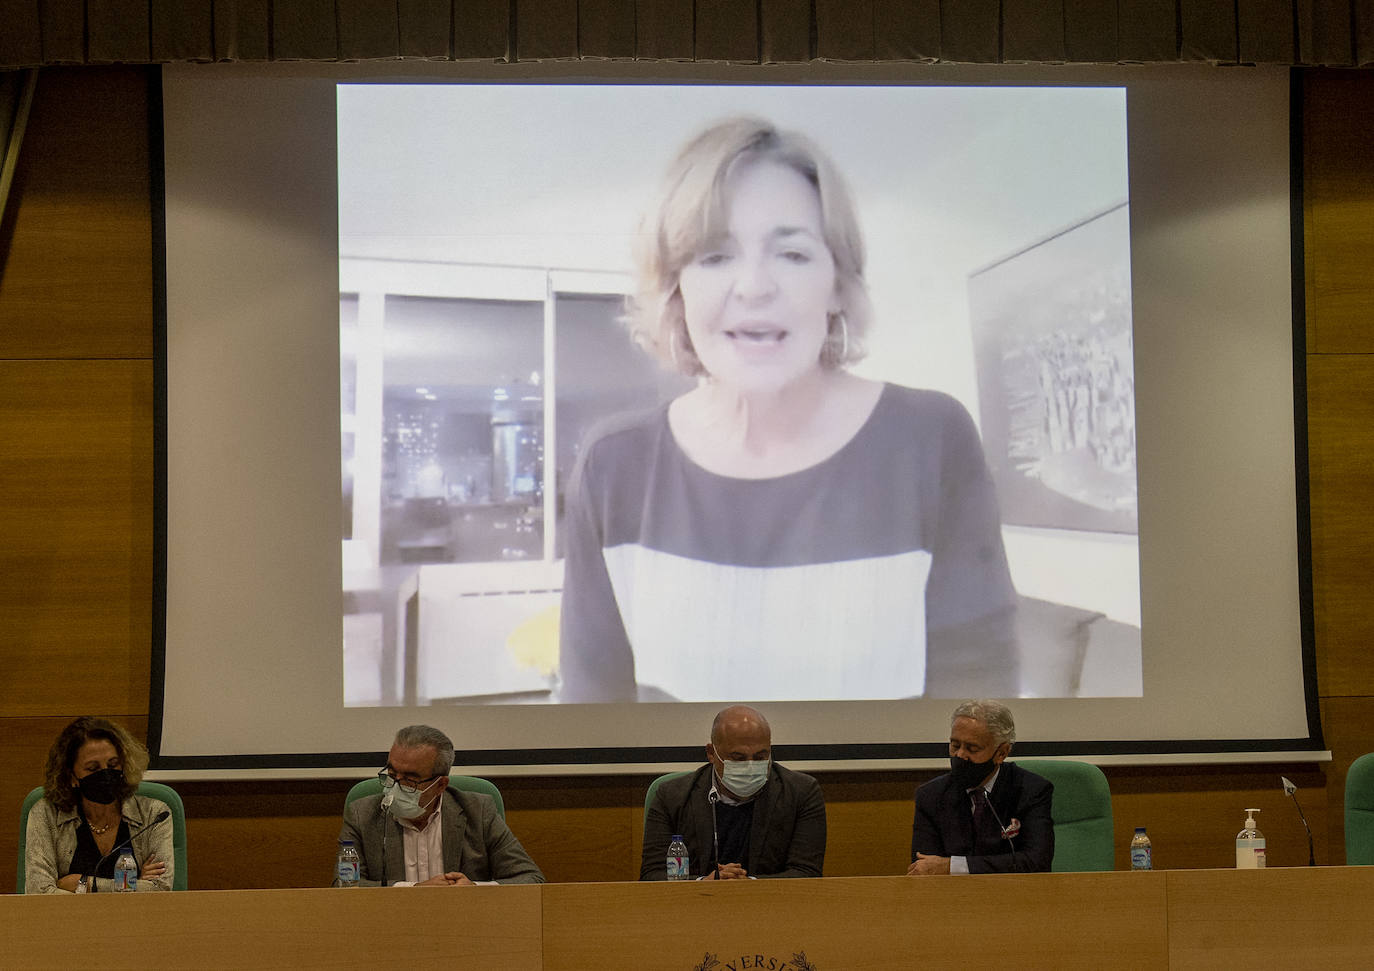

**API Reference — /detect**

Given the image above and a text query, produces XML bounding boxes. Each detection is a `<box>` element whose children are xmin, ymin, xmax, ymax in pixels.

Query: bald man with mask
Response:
<box><xmin>640</xmin><ymin>705</ymin><xmax>826</xmax><ymax>880</ymax></box>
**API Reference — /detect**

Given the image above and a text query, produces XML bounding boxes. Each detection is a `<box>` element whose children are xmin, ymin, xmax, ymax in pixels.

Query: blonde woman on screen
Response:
<box><xmin>558</xmin><ymin>117</ymin><xmax>1017</xmax><ymax>703</ymax></box>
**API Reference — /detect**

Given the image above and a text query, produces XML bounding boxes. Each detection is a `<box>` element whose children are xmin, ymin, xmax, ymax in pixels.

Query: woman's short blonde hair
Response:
<box><xmin>626</xmin><ymin>116</ymin><xmax>872</xmax><ymax>377</ymax></box>
<box><xmin>42</xmin><ymin>716</ymin><xmax>149</xmax><ymax>812</ymax></box>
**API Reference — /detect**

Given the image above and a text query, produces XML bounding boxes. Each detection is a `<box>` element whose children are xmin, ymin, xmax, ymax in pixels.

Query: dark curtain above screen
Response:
<box><xmin>0</xmin><ymin>0</ymin><xmax>1371</xmax><ymax>68</ymax></box>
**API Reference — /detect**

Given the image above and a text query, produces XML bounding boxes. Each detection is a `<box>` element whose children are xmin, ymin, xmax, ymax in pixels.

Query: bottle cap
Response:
<box><xmin>1134</xmin><ymin>827</ymin><xmax>1146</xmax><ymax>833</ymax></box>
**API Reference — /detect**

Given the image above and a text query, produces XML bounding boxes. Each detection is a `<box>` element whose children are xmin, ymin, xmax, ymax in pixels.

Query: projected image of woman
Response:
<box><xmin>558</xmin><ymin>117</ymin><xmax>1018</xmax><ymax>703</ymax></box>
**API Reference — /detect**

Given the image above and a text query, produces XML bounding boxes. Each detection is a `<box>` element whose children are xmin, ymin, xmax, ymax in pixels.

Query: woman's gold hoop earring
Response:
<box><xmin>669</xmin><ymin>328</ymin><xmax>699</xmax><ymax>375</ymax></box>
<box><xmin>824</xmin><ymin>311</ymin><xmax>849</xmax><ymax>367</ymax></box>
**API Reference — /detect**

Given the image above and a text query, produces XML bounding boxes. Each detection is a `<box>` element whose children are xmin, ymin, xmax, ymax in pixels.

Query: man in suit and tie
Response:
<box><xmin>908</xmin><ymin>699</ymin><xmax>1054</xmax><ymax>875</ymax></box>
<box><xmin>641</xmin><ymin>705</ymin><xmax>826</xmax><ymax>880</ymax></box>
<box><xmin>340</xmin><ymin>725</ymin><xmax>544</xmax><ymax>886</ymax></box>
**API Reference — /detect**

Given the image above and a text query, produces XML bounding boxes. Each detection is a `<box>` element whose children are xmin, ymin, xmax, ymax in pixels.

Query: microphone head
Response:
<box><xmin>1281</xmin><ymin>776</ymin><xmax>1297</xmax><ymax>796</ymax></box>
<box><xmin>380</xmin><ymin>787</ymin><xmax>396</xmax><ymax>810</ymax></box>
<box><xmin>708</xmin><ymin>785</ymin><xmax>719</xmax><ymax>805</ymax></box>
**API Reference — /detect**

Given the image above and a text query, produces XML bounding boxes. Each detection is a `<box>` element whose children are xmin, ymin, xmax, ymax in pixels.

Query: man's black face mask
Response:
<box><xmin>950</xmin><ymin>753</ymin><xmax>998</xmax><ymax>791</ymax></box>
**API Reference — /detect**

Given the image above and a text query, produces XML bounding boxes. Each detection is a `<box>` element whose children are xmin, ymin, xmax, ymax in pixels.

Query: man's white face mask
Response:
<box><xmin>381</xmin><ymin>773</ymin><xmax>444</xmax><ymax>819</ymax></box>
<box><xmin>719</xmin><ymin>759</ymin><xmax>770</xmax><ymax>799</ymax></box>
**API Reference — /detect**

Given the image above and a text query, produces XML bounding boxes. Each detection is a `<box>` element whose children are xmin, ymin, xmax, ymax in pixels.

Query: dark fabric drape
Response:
<box><xmin>2</xmin><ymin>0</ymin><xmax>1371</xmax><ymax>67</ymax></box>
<box><xmin>1064</xmin><ymin>0</ymin><xmax>1119</xmax><ymax>61</ymax></box>
<box><xmin>578</xmin><ymin>0</ymin><xmax>636</xmax><ymax>58</ymax></box>
<box><xmin>1180</xmin><ymin>0</ymin><xmax>1238</xmax><ymax>61</ymax></box>
<box><xmin>214</xmin><ymin>0</ymin><xmax>272</xmax><ymax>60</ymax></box>
<box><xmin>874</xmin><ymin>0</ymin><xmax>941</xmax><ymax>61</ymax></box>
<box><xmin>1239</xmin><ymin>0</ymin><xmax>1299</xmax><ymax>62</ymax></box>
<box><xmin>152</xmin><ymin>0</ymin><xmax>215</xmax><ymax>62</ymax></box>
<box><xmin>1004</xmin><ymin>0</ymin><xmax>1067</xmax><ymax>63</ymax></box>
<box><xmin>0</xmin><ymin>3</ymin><xmax>44</xmax><ymax>66</ymax></box>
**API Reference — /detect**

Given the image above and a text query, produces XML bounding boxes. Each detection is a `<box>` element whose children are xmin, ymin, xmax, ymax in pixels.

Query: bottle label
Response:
<box><xmin>114</xmin><ymin>868</ymin><xmax>136</xmax><ymax>891</ymax></box>
<box><xmin>338</xmin><ymin>861</ymin><xmax>360</xmax><ymax>883</ymax></box>
<box><xmin>1235</xmin><ymin>839</ymin><xmax>1266</xmax><ymax>869</ymax></box>
<box><xmin>666</xmin><ymin>855</ymin><xmax>687</xmax><ymax>880</ymax></box>
<box><xmin>1130</xmin><ymin>845</ymin><xmax>1152</xmax><ymax>870</ymax></box>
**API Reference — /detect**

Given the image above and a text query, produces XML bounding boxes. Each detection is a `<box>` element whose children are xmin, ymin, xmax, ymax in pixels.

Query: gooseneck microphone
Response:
<box><xmin>1280</xmin><ymin>776</ymin><xmax>1317</xmax><ymax>867</ymax></box>
<box><xmin>84</xmin><ymin>809</ymin><xmax>171</xmax><ymax>891</ymax></box>
<box><xmin>707</xmin><ymin>784</ymin><xmax>721</xmax><ymax>880</ymax></box>
<box><xmin>380</xmin><ymin>786</ymin><xmax>394</xmax><ymax>887</ymax></box>
<box><xmin>979</xmin><ymin>789</ymin><xmax>1020</xmax><ymax>872</ymax></box>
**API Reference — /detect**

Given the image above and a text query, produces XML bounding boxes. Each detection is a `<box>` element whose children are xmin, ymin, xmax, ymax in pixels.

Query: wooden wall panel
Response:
<box><xmin>4</xmin><ymin>67</ymin><xmax>1374</xmax><ymax>899</ymax></box>
<box><xmin>1105</xmin><ymin>764</ymin><xmax>1331</xmax><ymax>870</ymax></box>
<box><xmin>0</xmin><ymin>360</ymin><xmax>154</xmax><ymax>715</ymax></box>
<box><xmin>168</xmin><ymin>780</ymin><xmax>351</xmax><ymax>889</ymax></box>
<box><xmin>1303</xmin><ymin>71</ymin><xmax>1374</xmax><ymax>353</ymax></box>
<box><xmin>0</xmin><ymin>67</ymin><xmax>152</xmax><ymax>359</ymax></box>
<box><xmin>1307</xmin><ymin>354</ymin><xmax>1374</xmax><ymax>696</ymax></box>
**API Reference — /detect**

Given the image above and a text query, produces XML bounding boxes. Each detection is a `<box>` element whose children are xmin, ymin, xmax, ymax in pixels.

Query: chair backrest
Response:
<box><xmin>345</xmin><ymin>774</ymin><xmax>506</xmax><ymax>818</ymax></box>
<box><xmin>644</xmin><ymin>771</ymin><xmax>692</xmax><ymax>815</ymax></box>
<box><xmin>1014</xmin><ymin>759</ymin><xmax>1114</xmax><ymax>872</ymax></box>
<box><xmin>18</xmin><ymin>782</ymin><xmax>189</xmax><ymax>892</ymax></box>
<box><xmin>1345</xmin><ymin>753</ymin><xmax>1374</xmax><ymax>865</ymax></box>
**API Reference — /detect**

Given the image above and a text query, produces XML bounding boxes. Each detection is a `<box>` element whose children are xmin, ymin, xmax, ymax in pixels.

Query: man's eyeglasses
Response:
<box><xmin>377</xmin><ymin>768</ymin><xmax>442</xmax><ymax>793</ymax></box>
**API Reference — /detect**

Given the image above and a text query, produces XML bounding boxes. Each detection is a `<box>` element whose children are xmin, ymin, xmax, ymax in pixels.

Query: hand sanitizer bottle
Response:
<box><xmin>1235</xmin><ymin>808</ymin><xmax>1266</xmax><ymax>868</ymax></box>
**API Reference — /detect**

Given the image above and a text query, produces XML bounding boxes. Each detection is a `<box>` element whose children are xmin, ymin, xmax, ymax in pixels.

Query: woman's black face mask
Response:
<box><xmin>77</xmin><ymin>767</ymin><xmax>124</xmax><ymax>805</ymax></box>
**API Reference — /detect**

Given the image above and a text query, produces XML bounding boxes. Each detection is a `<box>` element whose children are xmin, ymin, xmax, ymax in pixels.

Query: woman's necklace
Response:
<box><xmin>89</xmin><ymin>819</ymin><xmax>114</xmax><ymax>836</ymax></box>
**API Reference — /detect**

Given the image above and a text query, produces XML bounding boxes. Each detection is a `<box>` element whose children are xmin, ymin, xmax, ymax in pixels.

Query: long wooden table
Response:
<box><xmin>3</xmin><ymin>868</ymin><xmax>1372</xmax><ymax>969</ymax></box>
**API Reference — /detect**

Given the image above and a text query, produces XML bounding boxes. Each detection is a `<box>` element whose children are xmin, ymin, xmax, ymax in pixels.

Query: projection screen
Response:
<box><xmin>156</xmin><ymin>62</ymin><xmax>1319</xmax><ymax>770</ymax></box>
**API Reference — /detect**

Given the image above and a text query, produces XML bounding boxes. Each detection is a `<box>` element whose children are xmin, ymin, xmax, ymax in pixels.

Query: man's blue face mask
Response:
<box><xmin>719</xmin><ymin>758</ymin><xmax>770</xmax><ymax>799</ymax></box>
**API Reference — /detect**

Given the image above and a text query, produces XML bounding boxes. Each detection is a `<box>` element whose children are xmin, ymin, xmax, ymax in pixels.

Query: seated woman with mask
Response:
<box><xmin>25</xmin><ymin>716</ymin><xmax>173</xmax><ymax>893</ymax></box>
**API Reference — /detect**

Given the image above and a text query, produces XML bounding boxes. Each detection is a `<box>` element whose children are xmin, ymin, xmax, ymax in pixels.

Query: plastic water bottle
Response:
<box><xmin>1130</xmin><ymin>827</ymin><xmax>1152</xmax><ymax>870</ymax></box>
<box><xmin>1236</xmin><ymin>808</ymin><xmax>1266</xmax><ymax>868</ymax></box>
<box><xmin>113</xmin><ymin>848</ymin><xmax>138</xmax><ymax>892</ymax></box>
<box><xmin>337</xmin><ymin>839</ymin><xmax>361</xmax><ymax>887</ymax></box>
<box><xmin>666</xmin><ymin>835</ymin><xmax>690</xmax><ymax>881</ymax></box>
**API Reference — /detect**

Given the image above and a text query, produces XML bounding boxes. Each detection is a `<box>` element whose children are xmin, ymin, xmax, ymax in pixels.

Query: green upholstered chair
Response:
<box><xmin>1014</xmin><ymin>759</ymin><xmax>1114</xmax><ymax>872</ymax></box>
<box><xmin>18</xmin><ymin>781</ymin><xmax>189</xmax><ymax>892</ymax></box>
<box><xmin>345</xmin><ymin>774</ymin><xmax>506</xmax><ymax>818</ymax></box>
<box><xmin>1345</xmin><ymin>753</ymin><xmax>1374</xmax><ymax>865</ymax></box>
<box><xmin>644</xmin><ymin>771</ymin><xmax>692</xmax><ymax>815</ymax></box>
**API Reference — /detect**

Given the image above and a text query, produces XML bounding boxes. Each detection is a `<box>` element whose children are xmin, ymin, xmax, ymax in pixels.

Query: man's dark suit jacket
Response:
<box><xmin>340</xmin><ymin>787</ymin><xmax>544</xmax><ymax>886</ymax></box>
<box><xmin>641</xmin><ymin>763</ymin><xmax>826</xmax><ymax>880</ymax></box>
<box><xmin>910</xmin><ymin>760</ymin><xmax>1054</xmax><ymax>873</ymax></box>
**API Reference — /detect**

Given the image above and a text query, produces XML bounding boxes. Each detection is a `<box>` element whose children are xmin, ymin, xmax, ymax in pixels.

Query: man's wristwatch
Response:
<box><xmin>75</xmin><ymin>875</ymin><xmax>89</xmax><ymax>893</ymax></box>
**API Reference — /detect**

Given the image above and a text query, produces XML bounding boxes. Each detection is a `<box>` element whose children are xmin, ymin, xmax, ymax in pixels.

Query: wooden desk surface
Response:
<box><xmin>0</xmin><ymin>885</ymin><xmax>543</xmax><ymax>969</ymax></box>
<box><xmin>1165</xmin><ymin>866</ymin><xmax>1374</xmax><ymax>968</ymax></box>
<box><xmin>543</xmin><ymin>872</ymin><xmax>1168</xmax><ymax>970</ymax></box>
<box><xmin>3</xmin><ymin>868</ymin><xmax>1373</xmax><ymax>970</ymax></box>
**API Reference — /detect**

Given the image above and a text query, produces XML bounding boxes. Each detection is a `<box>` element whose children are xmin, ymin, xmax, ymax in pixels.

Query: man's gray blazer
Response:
<box><xmin>340</xmin><ymin>787</ymin><xmax>544</xmax><ymax>885</ymax></box>
<box><xmin>640</xmin><ymin>763</ymin><xmax>826</xmax><ymax>880</ymax></box>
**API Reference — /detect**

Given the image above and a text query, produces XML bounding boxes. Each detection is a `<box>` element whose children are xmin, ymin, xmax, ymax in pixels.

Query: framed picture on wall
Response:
<box><xmin>969</xmin><ymin>202</ymin><xmax>1138</xmax><ymax>535</ymax></box>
